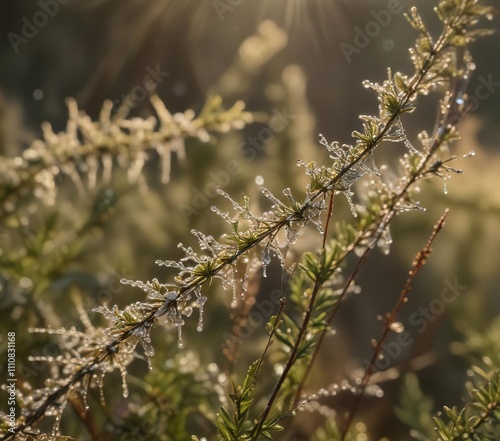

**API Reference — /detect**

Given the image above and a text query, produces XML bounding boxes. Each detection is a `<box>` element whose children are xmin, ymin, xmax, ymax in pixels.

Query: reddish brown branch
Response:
<box><xmin>340</xmin><ymin>210</ymin><xmax>449</xmax><ymax>440</ymax></box>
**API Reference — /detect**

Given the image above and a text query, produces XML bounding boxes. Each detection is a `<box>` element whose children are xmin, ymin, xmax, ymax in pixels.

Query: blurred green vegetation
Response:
<box><xmin>0</xmin><ymin>1</ymin><xmax>499</xmax><ymax>439</ymax></box>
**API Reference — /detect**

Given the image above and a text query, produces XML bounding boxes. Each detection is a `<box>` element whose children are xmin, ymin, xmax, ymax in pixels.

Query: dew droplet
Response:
<box><xmin>383</xmin><ymin>39</ymin><xmax>394</xmax><ymax>51</ymax></box>
<box><xmin>196</xmin><ymin>296</ymin><xmax>207</xmax><ymax>332</ymax></box>
<box><xmin>255</xmin><ymin>175</ymin><xmax>264</xmax><ymax>185</ymax></box>
<box><xmin>33</xmin><ymin>89</ymin><xmax>44</xmax><ymax>101</ymax></box>
<box><xmin>262</xmin><ymin>248</ymin><xmax>271</xmax><ymax>277</ymax></box>
<box><xmin>390</xmin><ymin>321</ymin><xmax>405</xmax><ymax>333</ymax></box>
<box><xmin>120</xmin><ymin>367</ymin><xmax>129</xmax><ymax>398</ymax></box>
<box><xmin>343</xmin><ymin>190</ymin><xmax>358</xmax><ymax>217</ymax></box>
<box><xmin>81</xmin><ymin>387</ymin><xmax>90</xmax><ymax>411</ymax></box>
<box><xmin>263</xmin><ymin>248</ymin><xmax>271</xmax><ymax>265</ymax></box>
<box><xmin>177</xmin><ymin>324</ymin><xmax>184</xmax><ymax>348</ymax></box>
<box><xmin>354</xmin><ymin>246</ymin><xmax>365</xmax><ymax>257</ymax></box>
<box><xmin>51</xmin><ymin>411</ymin><xmax>62</xmax><ymax>436</ymax></box>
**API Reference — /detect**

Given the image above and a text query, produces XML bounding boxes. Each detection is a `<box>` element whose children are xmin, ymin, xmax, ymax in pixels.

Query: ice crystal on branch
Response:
<box><xmin>11</xmin><ymin>319</ymin><xmax>138</xmax><ymax>437</ymax></box>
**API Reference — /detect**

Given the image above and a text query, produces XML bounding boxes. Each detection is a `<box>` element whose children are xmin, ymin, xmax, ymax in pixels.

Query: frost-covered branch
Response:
<box><xmin>1</xmin><ymin>1</ymin><xmax>494</xmax><ymax>439</ymax></box>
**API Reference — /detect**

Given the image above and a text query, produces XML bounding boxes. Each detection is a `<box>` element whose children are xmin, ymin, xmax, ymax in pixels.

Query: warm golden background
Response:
<box><xmin>1</xmin><ymin>1</ymin><xmax>499</xmax><ymax>439</ymax></box>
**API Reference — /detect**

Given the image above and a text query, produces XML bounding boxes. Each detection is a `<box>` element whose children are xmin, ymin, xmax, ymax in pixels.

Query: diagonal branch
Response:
<box><xmin>340</xmin><ymin>210</ymin><xmax>449</xmax><ymax>440</ymax></box>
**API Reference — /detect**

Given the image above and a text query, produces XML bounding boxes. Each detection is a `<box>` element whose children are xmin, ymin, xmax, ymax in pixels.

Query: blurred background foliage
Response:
<box><xmin>0</xmin><ymin>0</ymin><xmax>499</xmax><ymax>439</ymax></box>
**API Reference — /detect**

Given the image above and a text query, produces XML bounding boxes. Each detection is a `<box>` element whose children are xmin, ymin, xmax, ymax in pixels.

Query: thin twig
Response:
<box><xmin>250</xmin><ymin>203</ymin><xmax>335</xmax><ymax>440</ymax></box>
<box><xmin>340</xmin><ymin>210</ymin><xmax>449</xmax><ymax>440</ymax></box>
